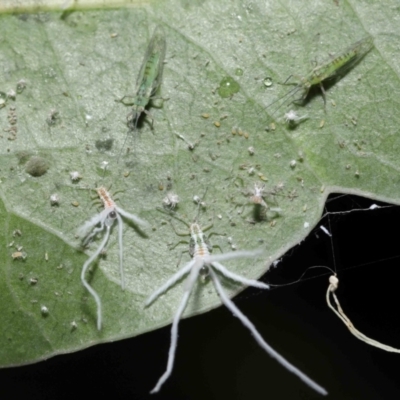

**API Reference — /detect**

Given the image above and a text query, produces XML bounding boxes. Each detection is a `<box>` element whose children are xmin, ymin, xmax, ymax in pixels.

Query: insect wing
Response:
<box><xmin>335</xmin><ymin>36</ymin><xmax>373</xmax><ymax>74</ymax></box>
<box><xmin>150</xmin><ymin>26</ymin><xmax>167</xmax><ymax>95</ymax></box>
<box><xmin>311</xmin><ymin>36</ymin><xmax>374</xmax><ymax>84</ymax></box>
<box><xmin>136</xmin><ymin>25</ymin><xmax>167</xmax><ymax>96</ymax></box>
<box><xmin>341</xmin><ymin>36</ymin><xmax>374</xmax><ymax>62</ymax></box>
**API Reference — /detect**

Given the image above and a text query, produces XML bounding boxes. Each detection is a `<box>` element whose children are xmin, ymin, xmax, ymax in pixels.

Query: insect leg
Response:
<box><xmin>116</xmin><ymin>95</ymin><xmax>136</xmax><ymax>106</ymax></box>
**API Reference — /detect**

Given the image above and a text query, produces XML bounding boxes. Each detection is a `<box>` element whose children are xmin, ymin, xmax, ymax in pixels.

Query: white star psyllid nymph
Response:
<box><xmin>145</xmin><ymin>219</ymin><xmax>327</xmax><ymax>395</ymax></box>
<box><xmin>283</xmin><ymin>109</ymin><xmax>308</xmax><ymax>126</ymax></box>
<box><xmin>77</xmin><ymin>186</ymin><xmax>148</xmax><ymax>330</ymax></box>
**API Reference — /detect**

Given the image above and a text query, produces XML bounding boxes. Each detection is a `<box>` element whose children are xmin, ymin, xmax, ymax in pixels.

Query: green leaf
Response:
<box><xmin>0</xmin><ymin>0</ymin><xmax>399</xmax><ymax>368</ymax></box>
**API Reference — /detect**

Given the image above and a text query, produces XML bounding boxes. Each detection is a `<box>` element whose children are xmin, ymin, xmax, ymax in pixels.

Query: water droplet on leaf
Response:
<box><xmin>218</xmin><ymin>76</ymin><xmax>240</xmax><ymax>98</ymax></box>
<box><xmin>263</xmin><ymin>77</ymin><xmax>273</xmax><ymax>87</ymax></box>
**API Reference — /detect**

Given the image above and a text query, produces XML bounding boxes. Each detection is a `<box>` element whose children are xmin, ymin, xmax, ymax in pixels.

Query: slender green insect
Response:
<box><xmin>267</xmin><ymin>36</ymin><xmax>374</xmax><ymax>113</ymax></box>
<box><xmin>118</xmin><ymin>25</ymin><xmax>166</xmax><ymax>155</ymax></box>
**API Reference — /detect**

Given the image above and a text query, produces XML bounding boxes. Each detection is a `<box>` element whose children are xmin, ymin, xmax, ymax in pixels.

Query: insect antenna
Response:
<box><xmin>266</xmin><ymin>84</ymin><xmax>303</xmax><ymax>116</ymax></box>
<box><xmin>192</xmin><ymin>187</ymin><xmax>209</xmax><ymax>222</ymax></box>
<box><xmin>156</xmin><ymin>206</ymin><xmax>190</xmax><ymax>228</ymax></box>
<box><xmin>115</xmin><ymin>94</ymin><xmax>143</xmax><ymax>162</ymax></box>
<box><xmin>117</xmin><ymin>123</ymin><xmax>138</xmax><ymax>163</ymax></box>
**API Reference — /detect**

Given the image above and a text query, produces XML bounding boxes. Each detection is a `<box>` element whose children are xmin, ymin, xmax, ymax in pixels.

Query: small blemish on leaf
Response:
<box><xmin>25</xmin><ymin>156</ymin><xmax>49</xmax><ymax>177</ymax></box>
<box><xmin>95</xmin><ymin>138</ymin><xmax>114</xmax><ymax>151</ymax></box>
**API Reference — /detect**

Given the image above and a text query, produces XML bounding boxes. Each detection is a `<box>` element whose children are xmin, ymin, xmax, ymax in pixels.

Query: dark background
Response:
<box><xmin>1</xmin><ymin>194</ymin><xmax>400</xmax><ymax>400</ymax></box>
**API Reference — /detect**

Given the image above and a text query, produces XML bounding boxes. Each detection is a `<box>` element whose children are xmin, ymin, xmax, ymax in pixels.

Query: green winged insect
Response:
<box><xmin>267</xmin><ymin>36</ymin><xmax>374</xmax><ymax>114</ymax></box>
<box><xmin>117</xmin><ymin>25</ymin><xmax>167</xmax><ymax>155</ymax></box>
